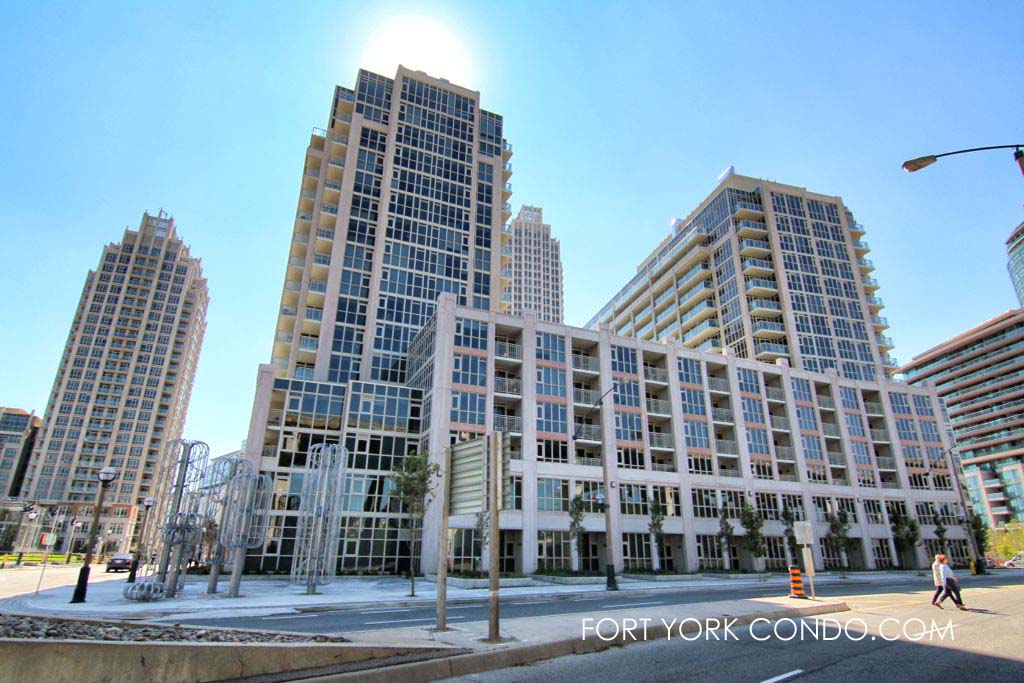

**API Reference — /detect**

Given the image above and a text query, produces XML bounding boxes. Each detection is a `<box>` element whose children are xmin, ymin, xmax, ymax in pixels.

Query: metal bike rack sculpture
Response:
<box><xmin>155</xmin><ymin>439</ymin><xmax>209</xmax><ymax>598</ymax></box>
<box><xmin>219</xmin><ymin>468</ymin><xmax>271</xmax><ymax>597</ymax></box>
<box><xmin>200</xmin><ymin>454</ymin><xmax>248</xmax><ymax>596</ymax></box>
<box><xmin>290</xmin><ymin>443</ymin><xmax>348</xmax><ymax>595</ymax></box>
<box><xmin>122</xmin><ymin>580</ymin><xmax>165</xmax><ymax>602</ymax></box>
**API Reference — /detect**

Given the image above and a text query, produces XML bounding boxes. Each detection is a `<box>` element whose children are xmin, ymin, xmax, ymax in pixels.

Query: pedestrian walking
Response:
<box><xmin>930</xmin><ymin>554</ymin><xmax>945</xmax><ymax>607</ymax></box>
<box><xmin>937</xmin><ymin>555</ymin><xmax>967</xmax><ymax>611</ymax></box>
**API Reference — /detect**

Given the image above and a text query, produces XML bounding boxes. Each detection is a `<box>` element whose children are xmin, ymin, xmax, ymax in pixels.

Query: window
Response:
<box><xmin>738</xmin><ymin>368</ymin><xmax>761</xmax><ymax>394</ymax></box>
<box><xmin>614</xmin><ymin>380</ymin><xmax>641</xmax><ymax>407</ymax></box>
<box><xmin>912</xmin><ymin>395</ymin><xmax>934</xmax><ymax>417</ymax></box>
<box><xmin>680</xmin><ymin>388</ymin><xmax>706</xmax><ymax>415</ymax></box>
<box><xmin>895</xmin><ymin>419</ymin><xmax>918</xmax><ymax>441</ymax></box>
<box><xmin>889</xmin><ymin>392</ymin><xmax>911</xmax><ymax>415</ymax></box>
<box><xmin>615</xmin><ymin>412</ymin><xmax>644</xmax><ymax>441</ymax></box>
<box><xmin>537</xmin><ymin>402</ymin><xmax>567</xmax><ymax>433</ymax></box>
<box><xmin>791</xmin><ymin>377</ymin><xmax>813</xmax><ymax>403</ymax></box>
<box><xmin>455</xmin><ymin>318</ymin><xmax>487</xmax><ymax>349</ymax></box>
<box><xmin>802</xmin><ymin>434</ymin><xmax>823</xmax><ymax>460</ymax></box>
<box><xmin>697</xmin><ymin>534</ymin><xmax>724</xmax><ymax>569</ymax></box>
<box><xmin>692</xmin><ymin>488</ymin><xmax>718</xmax><ymax>518</ymax></box>
<box><xmin>537</xmin><ymin>478</ymin><xmax>569</xmax><ymax>511</ymax></box>
<box><xmin>617</xmin><ymin>447</ymin><xmax>644</xmax><ymax>469</ymax></box>
<box><xmin>611</xmin><ymin>346</ymin><xmax>637</xmax><ymax>374</ymax></box>
<box><xmin>782</xmin><ymin>494</ymin><xmax>805</xmax><ymax>520</ymax></box>
<box><xmin>619</xmin><ymin>484</ymin><xmax>649</xmax><ymax>515</ymax></box>
<box><xmin>452</xmin><ymin>354</ymin><xmax>486</xmax><ymax>386</ymax></box>
<box><xmin>537</xmin><ymin>531</ymin><xmax>571</xmax><ymax>570</ymax></box>
<box><xmin>537</xmin><ymin>439</ymin><xmax>568</xmax><ymax>463</ymax></box>
<box><xmin>755</xmin><ymin>492</ymin><xmax>780</xmax><ymax>520</ymax></box>
<box><xmin>678</xmin><ymin>357</ymin><xmax>702</xmax><ymax>385</ymax></box>
<box><xmin>536</xmin><ymin>366</ymin><xmax>567</xmax><ymax>397</ymax></box>
<box><xmin>844</xmin><ymin>412</ymin><xmax>865</xmax><ymax>436</ymax></box>
<box><xmin>746</xmin><ymin>428</ymin><xmax>770</xmax><ymax>455</ymax></box>
<box><xmin>653</xmin><ymin>486</ymin><xmax>682</xmax><ymax>516</ymax></box>
<box><xmin>683</xmin><ymin>419</ymin><xmax>710</xmax><ymax>448</ymax></box>
<box><xmin>741</xmin><ymin>397</ymin><xmax>764</xmax><ymax>423</ymax></box>
<box><xmin>536</xmin><ymin>332</ymin><xmax>565</xmax><ymax>363</ymax></box>
<box><xmin>622</xmin><ymin>533</ymin><xmax>652</xmax><ymax>571</ymax></box>
<box><xmin>575</xmin><ymin>481</ymin><xmax>603</xmax><ymax>512</ymax></box>
<box><xmin>450</xmin><ymin>391</ymin><xmax>485</xmax><ymax>425</ymax></box>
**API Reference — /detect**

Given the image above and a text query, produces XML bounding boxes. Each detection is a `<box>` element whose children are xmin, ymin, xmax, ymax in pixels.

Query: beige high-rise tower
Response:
<box><xmin>22</xmin><ymin>211</ymin><xmax>208</xmax><ymax>554</ymax></box>
<box><xmin>503</xmin><ymin>205</ymin><xmax>563</xmax><ymax>323</ymax></box>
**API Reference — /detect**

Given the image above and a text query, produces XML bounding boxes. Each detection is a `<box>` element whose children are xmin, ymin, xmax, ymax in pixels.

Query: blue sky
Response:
<box><xmin>1</xmin><ymin>1</ymin><xmax>1022</xmax><ymax>456</ymax></box>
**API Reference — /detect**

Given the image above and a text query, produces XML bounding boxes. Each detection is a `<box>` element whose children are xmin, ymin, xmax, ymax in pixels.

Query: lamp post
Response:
<box><xmin>14</xmin><ymin>503</ymin><xmax>35</xmax><ymax>566</ymax></box>
<box><xmin>573</xmin><ymin>380</ymin><xmax>620</xmax><ymax>590</ymax></box>
<box><xmin>126</xmin><ymin>496</ymin><xmax>155</xmax><ymax>583</ymax></box>
<box><xmin>65</xmin><ymin>520</ymin><xmax>82</xmax><ymax>564</ymax></box>
<box><xmin>70</xmin><ymin>466</ymin><xmax>117</xmax><ymax>603</ymax></box>
<box><xmin>902</xmin><ymin>144</ymin><xmax>1024</xmax><ymax>177</ymax></box>
<box><xmin>934</xmin><ymin>445</ymin><xmax>986</xmax><ymax>575</ymax></box>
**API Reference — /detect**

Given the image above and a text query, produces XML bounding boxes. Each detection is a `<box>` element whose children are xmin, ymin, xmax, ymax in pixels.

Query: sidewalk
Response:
<box><xmin>0</xmin><ymin>569</ymin><xmax>929</xmax><ymax>623</ymax></box>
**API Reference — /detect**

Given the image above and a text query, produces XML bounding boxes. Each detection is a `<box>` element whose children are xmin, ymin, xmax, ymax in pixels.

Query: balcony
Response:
<box><xmin>871</xmin><ymin>315</ymin><xmax>889</xmax><ymax>329</ymax></box>
<box><xmin>853</xmin><ymin>240</ymin><xmax>870</xmax><ymax>254</ymax></box>
<box><xmin>644</xmin><ymin>366</ymin><xmax>669</xmax><ymax>384</ymax></box>
<box><xmin>495</xmin><ymin>341</ymin><xmax>522</xmax><ymax>360</ymax></box>
<box><xmin>576</xmin><ymin>455</ymin><xmax>602</xmax><ymax>467</ymax></box>
<box><xmin>862</xmin><ymin>276</ymin><xmax>880</xmax><ymax>290</ymax></box>
<box><xmin>712</xmin><ymin>408</ymin><xmax>733</xmax><ymax>423</ymax></box>
<box><xmin>279</xmin><ymin>306</ymin><xmax>297</xmax><ymax>317</ymax></box>
<box><xmin>573</xmin><ymin>387</ymin><xmax>598</xmax><ymax>405</ymax></box>
<box><xmin>679</xmin><ymin>299</ymin><xmax>717</xmax><ymax>330</ymax></box>
<box><xmin>745</xmin><ymin>278</ymin><xmax>778</xmax><ymax>297</ymax></box>
<box><xmin>864</xmin><ymin>401</ymin><xmax>884</xmax><ymax>415</ymax></box>
<box><xmin>646</xmin><ymin>397</ymin><xmax>672</xmax><ymax>416</ymax></box>
<box><xmin>866</xmin><ymin>295</ymin><xmax>884</xmax><ymax>311</ymax></box>
<box><xmin>748</xmin><ymin>299</ymin><xmax>783</xmax><ymax>317</ymax></box>
<box><xmin>733</xmin><ymin>201</ymin><xmax>765</xmax><ymax>220</ymax></box>
<box><xmin>876</xmin><ymin>335</ymin><xmax>894</xmax><ymax>349</ymax></box>
<box><xmin>827</xmin><ymin>451</ymin><xmax>846</xmax><ymax>466</ymax></box>
<box><xmin>736</xmin><ymin>220</ymin><xmax>768</xmax><ymax>238</ymax></box>
<box><xmin>818</xmin><ymin>396</ymin><xmax>835</xmax><ymax>410</ymax></box>
<box><xmin>850</xmin><ymin>222</ymin><xmax>866</xmax><ymax>236</ymax></box>
<box><xmin>296</xmin><ymin>211</ymin><xmax>312</xmax><ymax>222</ymax></box>
<box><xmin>494</xmin><ymin>377</ymin><xmax>522</xmax><ymax>395</ymax></box>
<box><xmin>770</xmin><ymin>416</ymin><xmax>790</xmax><ymax>431</ymax></box>
<box><xmin>870</xmin><ymin>428</ymin><xmax>890</xmax><ymax>442</ymax></box>
<box><xmin>316</xmin><ymin>228</ymin><xmax>335</xmax><ymax>241</ymax></box>
<box><xmin>494</xmin><ymin>414</ymin><xmax>522</xmax><ymax>434</ymax></box>
<box><xmin>858</xmin><ymin>257</ymin><xmax>875</xmax><ymax>271</ymax></box>
<box><xmin>572</xmin><ymin>354</ymin><xmax>600</xmax><ymax>373</ymax></box>
<box><xmin>329</xmin><ymin>156</ymin><xmax>345</xmax><ymax>168</ymax></box>
<box><xmin>652</xmin><ymin>461</ymin><xmax>677</xmax><ymax>473</ymax></box>
<box><xmin>755</xmin><ymin>342</ymin><xmax>790</xmax><ymax>360</ymax></box>
<box><xmin>320</xmin><ymin>203</ymin><xmax>339</xmax><ymax>216</ymax></box>
<box><xmin>876</xmin><ymin>456</ymin><xmax>896</xmax><ymax>469</ymax></box>
<box><xmin>739</xmin><ymin>238</ymin><xmax>771</xmax><ymax>257</ymax></box>
<box><xmin>765</xmin><ymin>387</ymin><xmax>786</xmax><ymax>402</ymax></box>
<box><xmin>881</xmin><ymin>480</ymin><xmax>901</xmax><ymax>489</ymax></box>
<box><xmin>649</xmin><ymin>432</ymin><xmax>674</xmax><ymax>450</ymax></box>
<box><xmin>308</xmin><ymin>280</ymin><xmax>327</xmax><ymax>294</ymax></box>
<box><xmin>822</xmin><ymin>423</ymin><xmax>841</xmax><ymax>438</ymax></box>
<box><xmin>575</xmin><ymin>423</ymin><xmax>601</xmax><ymax>442</ymax></box>
<box><xmin>717</xmin><ymin>439</ymin><xmax>739</xmax><ymax>456</ymax></box>
<box><xmin>298</xmin><ymin>335</ymin><xmax>319</xmax><ymax>352</ymax></box>
<box><xmin>683</xmin><ymin>317</ymin><xmax>719</xmax><ymax>345</ymax></box>
<box><xmin>775</xmin><ymin>445</ymin><xmax>795</xmax><ymax>461</ymax></box>
<box><xmin>288</xmin><ymin>256</ymin><xmax>305</xmax><ymax>268</ymax></box>
<box><xmin>708</xmin><ymin>377</ymin><xmax>730</xmax><ymax>393</ymax></box>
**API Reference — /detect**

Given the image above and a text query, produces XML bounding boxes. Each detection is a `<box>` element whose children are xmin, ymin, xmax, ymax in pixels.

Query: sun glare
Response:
<box><xmin>359</xmin><ymin>14</ymin><xmax>477</xmax><ymax>89</ymax></box>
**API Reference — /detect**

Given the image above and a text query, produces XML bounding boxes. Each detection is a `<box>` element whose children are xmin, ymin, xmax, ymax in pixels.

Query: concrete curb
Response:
<box><xmin>293</xmin><ymin>601</ymin><xmax>850</xmax><ymax>682</ymax></box>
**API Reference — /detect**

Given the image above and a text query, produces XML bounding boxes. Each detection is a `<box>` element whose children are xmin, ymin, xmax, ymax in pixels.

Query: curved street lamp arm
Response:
<box><xmin>572</xmin><ymin>380</ymin><xmax>620</xmax><ymax>441</ymax></box>
<box><xmin>932</xmin><ymin>144</ymin><xmax>1024</xmax><ymax>159</ymax></box>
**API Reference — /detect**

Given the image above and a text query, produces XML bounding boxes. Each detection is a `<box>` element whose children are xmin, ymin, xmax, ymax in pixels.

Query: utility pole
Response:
<box><xmin>487</xmin><ymin>432</ymin><xmax>501</xmax><ymax>642</ymax></box>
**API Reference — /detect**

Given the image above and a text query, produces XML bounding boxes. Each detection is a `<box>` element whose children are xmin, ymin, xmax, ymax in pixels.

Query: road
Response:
<box><xmin>176</xmin><ymin>573</ymin><xmax>1024</xmax><ymax>635</ymax></box>
<box><xmin>449</xmin><ymin>579</ymin><xmax>1024</xmax><ymax>682</ymax></box>
<box><xmin>0</xmin><ymin>564</ymin><xmax>125</xmax><ymax>600</ymax></box>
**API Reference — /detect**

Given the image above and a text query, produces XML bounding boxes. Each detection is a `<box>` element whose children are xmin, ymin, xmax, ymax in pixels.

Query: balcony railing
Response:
<box><xmin>575</xmin><ymin>423</ymin><xmax>601</xmax><ymax>441</ymax></box>
<box><xmin>876</xmin><ymin>456</ymin><xmax>896</xmax><ymax>469</ymax></box>
<box><xmin>647</xmin><ymin>398</ymin><xmax>672</xmax><ymax>415</ymax></box>
<box><xmin>576</xmin><ymin>456</ymin><xmax>601</xmax><ymax>467</ymax></box>
<box><xmin>644</xmin><ymin>366</ymin><xmax>669</xmax><ymax>383</ymax></box>
<box><xmin>493</xmin><ymin>415</ymin><xmax>522</xmax><ymax>433</ymax></box>
<box><xmin>770</xmin><ymin>416</ymin><xmax>790</xmax><ymax>430</ymax></box>
<box><xmin>822</xmin><ymin>423</ymin><xmax>841</xmax><ymax>437</ymax></box>
<box><xmin>495</xmin><ymin>341</ymin><xmax>522</xmax><ymax>359</ymax></box>
<box><xmin>717</xmin><ymin>439</ymin><xmax>739</xmax><ymax>455</ymax></box>
<box><xmin>775</xmin><ymin>446</ymin><xmax>795</xmax><ymax>461</ymax></box>
<box><xmin>494</xmin><ymin>377</ymin><xmax>522</xmax><ymax>395</ymax></box>
<box><xmin>713</xmin><ymin>408</ymin><xmax>733</xmax><ymax>422</ymax></box>
<box><xmin>572</xmin><ymin>354</ymin><xmax>600</xmax><ymax>372</ymax></box>
<box><xmin>652</xmin><ymin>462</ymin><xmax>677</xmax><ymax>472</ymax></box>
<box><xmin>827</xmin><ymin>451</ymin><xmax>846</xmax><ymax>465</ymax></box>
<box><xmin>864</xmin><ymin>401</ymin><xmax>884</xmax><ymax>414</ymax></box>
<box><xmin>870</xmin><ymin>429</ymin><xmax>890</xmax><ymax>441</ymax></box>
<box><xmin>709</xmin><ymin>377</ymin><xmax>731</xmax><ymax>393</ymax></box>
<box><xmin>574</xmin><ymin>388</ymin><xmax>598</xmax><ymax>404</ymax></box>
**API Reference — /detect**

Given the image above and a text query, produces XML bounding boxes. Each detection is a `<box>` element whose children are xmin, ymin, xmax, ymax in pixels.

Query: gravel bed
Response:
<box><xmin>0</xmin><ymin>614</ymin><xmax>348</xmax><ymax>643</ymax></box>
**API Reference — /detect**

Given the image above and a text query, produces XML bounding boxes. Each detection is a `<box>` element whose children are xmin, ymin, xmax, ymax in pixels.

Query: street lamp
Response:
<box><xmin>573</xmin><ymin>380</ymin><xmax>621</xmax><ymax>591</ymax></box>
<box><xmin>70</xmin><ymin>466</ymin><xmax>118</xmax><ymax>603</ymax></box>
<box><xmin>65</xmin><ymin>520</ymin><xmax>83</xmax><ymax>564</ymax></box>
<box><xmin>126</xmin><ymin>496</ymin><xmax>156</xmax><ymax>583</ymax></box>
<box><xmin>902</xmin><ymin>144</ymin><xmax>1024</xmax><ymax>177</ymax></box>
<box><xmin>14</xmin><ymin>503</ymin><xmax>35</xmax><ymax>566</ymax></box>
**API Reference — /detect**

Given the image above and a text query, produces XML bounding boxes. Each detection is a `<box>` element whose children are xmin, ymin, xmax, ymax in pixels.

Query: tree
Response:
<box><xmin>569</xmin><ymin>494</ymin><xmax>587</xmax><ymax>574</ymax></box>
<box><xmin>393</xmin><ymin>452</ymin><xmax>441</xmax><ymax>597</ymax></box>
<box><xmin>716</xmin><ymin>506</ymin><xmax>734</xmax><ymax>571</ymax></box>
<box><xmin>890</xmin><ymin>512</ymin><xmax>921</xmax><ymax>570</ymax></box>
<box><xmin>649</xmin><ymin>497</ymin><xmax>666</xmax><ymax>572</ymax></box>
<box><xmin>473</xmin><ymin>510</ymin><xmax>489</xmax><ymax>574</ymax></box>
<box><xmin>739</xmin><ymin>501</ymin><xmax>766</xmax><ymax>571</ymax></box>
<box><xmin>933</xmin><ymin>517</ymin><xmax>948</xmax><ymax>556</ymax></box>
<box><xmin>781</xmin><ymin>505</ymin><xmax>800</xmax><ymax>568</ymax></box>
<box><xmin>968</xmin><ymin>513</ymin><xmax>989</xmax><ymax>560</ymax></box>
<box><xmin>824</xmin><ymin>511</ymin><xmax>854</xmax><ymax>572</ymax></box>
<box><xmin>988</xmin><ymin>522</ymin><xmax>1023</xmax><ymax>560</ymax></box>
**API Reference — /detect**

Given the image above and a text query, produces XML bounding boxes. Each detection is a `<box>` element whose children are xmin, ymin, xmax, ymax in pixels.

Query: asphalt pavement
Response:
<box><xmin>446</xmin><ymin>579</ymin><xmax>1024</xmax><ymax>682</ymax></box>
<box><xmin>174</xmin><ymin>573</ymin><xmax>1024</xmax><ymax>635</ymax></box>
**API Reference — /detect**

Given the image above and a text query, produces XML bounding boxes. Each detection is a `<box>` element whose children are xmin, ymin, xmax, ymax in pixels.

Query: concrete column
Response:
<box><xmin>520</xmin><ymin>313</ymin><xmax>540</xmax><ymax>574</ymax></box>
<box><xmin>597</xmin><ymin>325</ymin><xmax>624</xmax><ymax>572</ymax></box>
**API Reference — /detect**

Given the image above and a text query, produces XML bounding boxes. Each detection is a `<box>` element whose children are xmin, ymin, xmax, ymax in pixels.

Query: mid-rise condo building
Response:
<box><xmin>587</xmin><ymin>172</ymin><xmax>895</xmax><ymax>382</ymax></box>
<box><xmin>901</xmin><ymin>309</ymin><xmax>1024</xmax><ymax>527</ymax></box>
<box><xmin>405</xmin><ymin>294</ymin><xmax>968</xmax><ymax>572</ymax></box>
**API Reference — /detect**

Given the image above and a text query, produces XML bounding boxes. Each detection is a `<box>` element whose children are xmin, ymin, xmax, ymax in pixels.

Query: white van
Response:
<box><xmin>1004</xmin><ymin>552</ymin><xmax>1024</xmax><ymax>568</ymax></box>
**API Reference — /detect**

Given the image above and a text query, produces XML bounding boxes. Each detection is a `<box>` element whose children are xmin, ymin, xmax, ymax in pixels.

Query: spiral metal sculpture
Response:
<box><xmin>290</xmin><ymin>443</ymin><xmax>347</xmax><ymax>594</ymax></box>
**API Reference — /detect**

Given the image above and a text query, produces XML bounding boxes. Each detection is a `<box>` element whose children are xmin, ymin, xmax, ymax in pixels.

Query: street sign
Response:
<box><xmin>793</xmin><ymin>521</ymin><xmax>814</xmax><ymax>546</ymax></box>
<box><xmin>801</xmin><ymin>547</ymin><xmax>816</xmax><ymax>578</ymax></box>
<box><xmin>449</xmin><ymin>437</ymin><xmax>487</xmax><ymax>515</ymax></box>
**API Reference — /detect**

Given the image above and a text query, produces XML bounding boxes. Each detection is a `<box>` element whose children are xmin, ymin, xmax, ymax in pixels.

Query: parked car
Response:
<box><xmin>1004</xmin><ymin>552</ymin><xmax>1024</xmax><ymax>569</ymax></box>
<box><xmin>106</xmin><ymin>553</ymin><xmax>134</xmax><ymax>572</ymax></box>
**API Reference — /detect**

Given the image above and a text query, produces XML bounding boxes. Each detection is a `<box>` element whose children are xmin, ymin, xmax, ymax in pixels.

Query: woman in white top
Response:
<box><xmin>937</xmin><ymin>555</ymin><xmax>967</xmax><ymax>610</ymax></box>
<box><xmin>930</xmin><ymin>554</ymin><xmax>945</xmax><ymax>606</ymax></box>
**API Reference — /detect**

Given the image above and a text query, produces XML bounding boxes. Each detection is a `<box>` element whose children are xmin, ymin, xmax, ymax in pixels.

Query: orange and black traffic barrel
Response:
<box><xmin>789</xmin><ymin>564</ymin><xmax>807</xmax><ymax>599</ymax></box>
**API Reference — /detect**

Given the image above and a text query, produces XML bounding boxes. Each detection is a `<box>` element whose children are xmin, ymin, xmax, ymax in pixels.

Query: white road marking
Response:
<box><xmin>260</xmin><ymin>613</ymin><xmax>321</xmax><ymax>620</ymax></box>
<box><xmin>365</xmin><ymin>615</ymin><xmax>466</xmax><ymax>625</ymax></box>
<box><xmin>605</xmin><ymin>601</ymin><xmax>666</xmax><ymax>608</ymax></box>
<box><xmin>446</xmin><ymin>605</ymin><xmax>479</xmax><ymax>610</ymax></box>
<box><xmin>359</xmin><ymin>608</ymin><xmax>411</xmax><ymax>614</ymax></box>
<box><xmin>760</xmin><ymin>669</ymin><xmax>804</xmax><ymax>683</ymax></box>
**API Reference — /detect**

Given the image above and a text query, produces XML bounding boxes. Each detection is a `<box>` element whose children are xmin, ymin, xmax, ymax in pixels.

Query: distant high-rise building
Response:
<box><xmin>504</xmin><ymin>205</ymin><xmax>563</xmax><ymax>323</ymax></box>
<box><xmin>23</xmin><ymin>211</ymin><xmax>208</xmax><ymax>554</ymax></box>
<box><xmin>587</xmin><ymin>172</ymin><xmax>895</xmax><ymax>381</ymax></box>
<box><xmin>0</xmin><ymin>407</ymin><xmax>41</xmax><ymax>498</ymax></box>
<box><xmin>901</xmin><ymin>309</ymin><xmax>1024</xmax><ymax>528</ymax></box>
<box><xmin>243</xmin><ymin>67</ymin><xmax>511</xmax><ymax>572</ymax></box>
<box><xmin>1006</xmin><ymin>220</ymin><xmax>1024</xmax><ymax>305</ymax></box>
